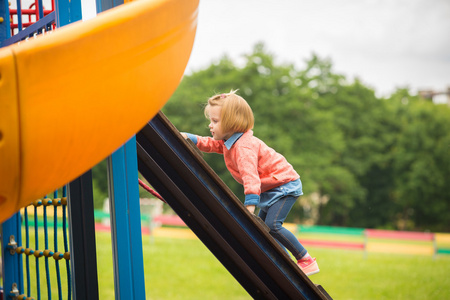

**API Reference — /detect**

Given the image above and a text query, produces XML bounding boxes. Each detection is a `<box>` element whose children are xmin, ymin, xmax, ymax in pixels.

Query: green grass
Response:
<box><xmin>94</xmin><ymin>231</ymin><xmax>450</xmax><ymax>300</ymax></box>
<box><xmin>310</xmin><ymin>249</ymin><xmax>450</xmax><ymax>300</ymax></box>
<box><xmin>6</xmin><ymin>229</ymin><xmax>450</xmax><ymax>299</ymax></box>
<box><xmin>96</xmin><ymin>233</ymin><xmax>249</xmax><ymax>300</ymax></box>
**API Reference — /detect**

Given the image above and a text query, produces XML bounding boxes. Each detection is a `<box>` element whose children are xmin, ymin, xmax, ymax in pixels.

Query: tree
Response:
<box><xmin>163</xmin><ymin>43</ymin><xmax>450</xmax><ymax>231</ymax></box>
<box><xmin>388</xmin><ymin>89</ymin><xmax>450</xmax><ymax>231</ymax></box>
<box><xmin>165</xmin><ymin>45</ymin><xmax>350</xmax><ymax>223</ymax></box>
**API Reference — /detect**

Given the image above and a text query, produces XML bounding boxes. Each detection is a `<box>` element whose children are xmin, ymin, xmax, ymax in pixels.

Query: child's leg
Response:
<box><xmin>263</xmin><ymin>196</ymin><xmax>307</xmax><ymax>260</ymax></box>
<box><xmin>259</xmin><ymin>209</ymin><xmax>290</xmax><ymax>254</ymax></box>
<box><xmin>258</xmin><ymin>209</ymin><xmax>267</xmax><ymax>222</ymax></box>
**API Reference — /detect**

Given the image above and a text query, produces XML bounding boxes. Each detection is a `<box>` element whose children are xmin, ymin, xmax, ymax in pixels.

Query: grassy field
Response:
<box><xmin>95</xmin><ymin>231</ymin><xmax>450</xmax><ymax>300</ymax></box>
<box><xmin>5</xmin><ymin>229</ymin><xmax>450</xmax><ymax>299</ymax></box>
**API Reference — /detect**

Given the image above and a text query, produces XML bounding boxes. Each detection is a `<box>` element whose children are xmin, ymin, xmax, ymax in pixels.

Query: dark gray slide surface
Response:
<box><xmin>136</xmin><ymin>112</ymin><xmax>332</xmax><ymax>300</ymax></box>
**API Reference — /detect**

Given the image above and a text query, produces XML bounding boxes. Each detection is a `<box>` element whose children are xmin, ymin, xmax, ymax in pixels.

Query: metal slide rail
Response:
<box><xmin>136</xmin><ymin>112</ymin><xmax>331</xmax><ymax>300</ymax></box>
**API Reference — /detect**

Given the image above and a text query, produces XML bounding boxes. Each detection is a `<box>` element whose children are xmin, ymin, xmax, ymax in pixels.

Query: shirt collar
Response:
<box><xmin>224</xmin><ymin>132</ymin><xmax>244</xmax><ymax>150</ymax></box>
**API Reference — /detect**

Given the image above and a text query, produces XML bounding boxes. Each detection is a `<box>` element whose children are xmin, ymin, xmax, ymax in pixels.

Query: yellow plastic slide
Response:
<box><xmin>0</xmin><ymin>0</ymin><xmax>199</xmax><ymax>222</ymax></box>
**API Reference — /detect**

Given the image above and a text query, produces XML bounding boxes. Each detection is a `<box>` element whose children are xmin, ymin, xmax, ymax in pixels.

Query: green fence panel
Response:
<box><xmin>94</xmin><ymin>209</ymin><xmax>150</xmax><ymax>222</ymax></box>
<box><xmin>437</xmin><ymin>248</ymin><xmax>450</xmax><ymax>255</ymax></box>
<box><xmin>298</xmin><ymin>225</ymin><xmax>365</xmax><ymax>236</ymax></box>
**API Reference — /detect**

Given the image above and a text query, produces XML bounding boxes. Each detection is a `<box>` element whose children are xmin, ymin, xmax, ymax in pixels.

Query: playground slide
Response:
<box><xmin>136</xmin><ymin>112</ymin><xmax>332</xmax><ymax>300</ymax></box>
<box><xmin>0</xmin><ymin>0</ymin><xmax>199</xmax><ymax>222</ymax></box>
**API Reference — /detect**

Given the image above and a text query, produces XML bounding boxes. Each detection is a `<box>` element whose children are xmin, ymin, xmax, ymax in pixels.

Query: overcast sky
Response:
<box><xmin>186</xmin><ymin>0</ymin><xmax>450</xmax><ymax>99</ymax></box>
<box><xmin>82</xmin><ymin>0</ymin><xmax>450</xmax><ymax>100</ymax></box>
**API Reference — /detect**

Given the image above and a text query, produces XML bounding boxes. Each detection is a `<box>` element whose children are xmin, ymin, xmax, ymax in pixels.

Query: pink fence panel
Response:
<box><xmin>365</xmin><ymin>229</ymin><xmax>434</xmax><ymax>241</ymax></box>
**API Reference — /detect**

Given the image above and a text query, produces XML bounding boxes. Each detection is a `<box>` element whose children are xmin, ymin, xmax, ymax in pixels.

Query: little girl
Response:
<box><xmin>181</xmin><ymin>90</ymin><xmax>319</xmax><ymax>276</ymax></box>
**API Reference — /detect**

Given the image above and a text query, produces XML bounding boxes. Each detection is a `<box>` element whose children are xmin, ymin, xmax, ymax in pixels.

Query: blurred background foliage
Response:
<box><xmin>93</xmin><ymin>43</ymin><xmax>450</xmax><ymax>232</ymax></box>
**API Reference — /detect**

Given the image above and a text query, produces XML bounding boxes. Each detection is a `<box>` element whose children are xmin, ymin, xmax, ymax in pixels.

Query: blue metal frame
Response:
<box><xmin>0</xmin><ymin>11</ymin><xmax>55</xmax><ymax>47</ymax></box>
<box><xmin>1</xmin><ymin>0</ymin><xmax>83</xmax><ymax>298</ymax></box>
<box><xmin>96</xmin><ymin>0</ymin><xmax>123</xmax><ymax>15</ymax></box>
<box><xmin>37</xmin><ymin>0</ymin><xmax>44</xmax><ymax>19</ymax></box>
<box><xmin>15</xmin><ymin>0</ymin><xmax>23</xmax><ymax>32</ymax></box>
<box><xmin>53</xmin><ymin>1</ymin><xmax>84</xmax><ymax>299</ymax></box>
<box><xmin>2</xmin><ymin>213</ymin><xmax>24</xmax><ymax>298</ymax></box>
<box><xmin>55</xmin><ymin>0</ymin><xmax>82</xmax><ymax>27</ymax></box>
<box><xmin>68</xmin><ymin>171</ymin><xmax>99</xmax><ymax>300</ymax></box>
<box><xmin>1</xmin><ymin>0</ymin><xmax>146</xmax><ymax>297</ymax></box>
<box><xmin>0</xmin><ymin>0</ymin><xmax>11</xmax><ymax>41</ymax></box>
<box><xmin>98</xmin><ymin>0</ymin><xmax>146</xmax><ymax>295</ymax></box>
<box><xmin>107</xmin><ymin>137</ymin><xmax>146</xmax><ymax>300</ymax></box>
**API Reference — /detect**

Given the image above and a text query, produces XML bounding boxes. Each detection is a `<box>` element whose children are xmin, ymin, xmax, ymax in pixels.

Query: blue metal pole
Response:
<box><xmin>54</xmin><ymin>0</ymin><xmax>81</xmax><ymax>27</ymax></box>
<box><xmin>107</xmin><ymin>136</ymin><xmax>146</xmax><ymax>300</ymax></box>
<box><xmin>15</xmin><ymin>0</ymin><xmax>22</xmax><ymax>32</ymax></box>
<box><xmin>67</xmin><ymin>171</ymin><xmax>99</xmax><ymax>300</ymax></box>
<box><xmin>0</xmin><ymin>0</ymin><xmax>11</xmax><ymax>41</ymax></box>
<box><xmin>37</xmin><ymin>0</ymin><xmax>44</xmax><ymax>19</ymax></box>
<box><xmin>54</xmin><ymin>0</ymin><xmax>83</xmax><ymax>299</ymax></box>
<box><xmin>2</xmin><ymin>213</ymin><xmax>24</xmax><ymax>298</ymax></box>
<box><xmin>96</xmin><ymin>0</ymin><xmax>123</xmax><ymax>15</ymax></box>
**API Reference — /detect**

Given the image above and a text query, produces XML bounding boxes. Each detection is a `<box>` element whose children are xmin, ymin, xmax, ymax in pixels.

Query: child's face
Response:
<box><xmin>208</xmin><ymin>106</ymin><xmax>233</xmax><ymax>140</ymax></box>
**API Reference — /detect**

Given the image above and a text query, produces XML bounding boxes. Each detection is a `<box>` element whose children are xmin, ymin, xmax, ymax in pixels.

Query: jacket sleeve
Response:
<box><xmin>187</xmin><ymin>134</ymin><xmax>224</xmax><ymax>154</ymax></box>
<box><xmin>235</xmin><ymin>145</ymin><xmax>261</xmax><ymax>206</ymax></box>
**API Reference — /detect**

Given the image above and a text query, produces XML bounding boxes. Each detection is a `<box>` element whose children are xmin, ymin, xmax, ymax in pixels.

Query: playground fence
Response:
<box><xmin>95</xmin><ymin>210</ymin><xmax>450</xmax><ymax>259</ymax></box>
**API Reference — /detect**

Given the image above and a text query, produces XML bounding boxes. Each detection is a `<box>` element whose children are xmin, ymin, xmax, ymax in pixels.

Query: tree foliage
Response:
<box><xmin>162</xmin><ymin>43</ymin><xmax>450</xmax><ymax>232</ymax></box>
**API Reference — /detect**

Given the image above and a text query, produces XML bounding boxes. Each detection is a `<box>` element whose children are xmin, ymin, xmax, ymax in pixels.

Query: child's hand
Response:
<box><xmin>181</xmin><ymin>132</ymin><xmax>188</xmax><ymax>139</ymax></box>
<box><xmin>246</xmin><ymin>205</ymin><xmax>256</xmax><ymax>214</ymax></box>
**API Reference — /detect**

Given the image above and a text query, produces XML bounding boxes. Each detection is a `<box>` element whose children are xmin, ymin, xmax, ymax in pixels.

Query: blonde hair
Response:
<box><xmin>205</xmin><ymin>90</ymin><xmax>254</xmax><ymax>133</ymax></box>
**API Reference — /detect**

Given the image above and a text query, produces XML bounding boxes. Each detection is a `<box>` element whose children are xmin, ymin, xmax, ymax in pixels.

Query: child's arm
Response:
<box><xmin>182</xmin><ymin>133</ymin><xmax>224</xmax><ymax>154</ymax></box>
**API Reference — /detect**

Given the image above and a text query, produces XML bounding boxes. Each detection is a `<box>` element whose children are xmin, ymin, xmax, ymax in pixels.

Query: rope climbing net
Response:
<box><xmin>7</xmin><ymin>187</ymin><xmax>71</xmax><ymax>300</ymax></box>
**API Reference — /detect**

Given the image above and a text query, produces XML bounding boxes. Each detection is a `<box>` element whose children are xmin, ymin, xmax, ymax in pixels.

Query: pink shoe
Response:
<box><xmin>297</xmin><ymin>257</ymin><xmax>320</xmax><ymax>276</ymax></box>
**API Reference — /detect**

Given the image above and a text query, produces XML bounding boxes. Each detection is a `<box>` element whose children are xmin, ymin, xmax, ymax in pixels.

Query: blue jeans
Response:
<box><xmin>258</xmin><ymin>195</ymin><xmax>307</xmax><ymax>260</ymax></box>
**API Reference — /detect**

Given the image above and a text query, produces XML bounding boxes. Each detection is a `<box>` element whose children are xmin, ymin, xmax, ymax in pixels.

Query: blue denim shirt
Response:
<box><xmin>259</xmin><ymin>179</ymin><xmax>303</xmax><ymax>209</ymax></box>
